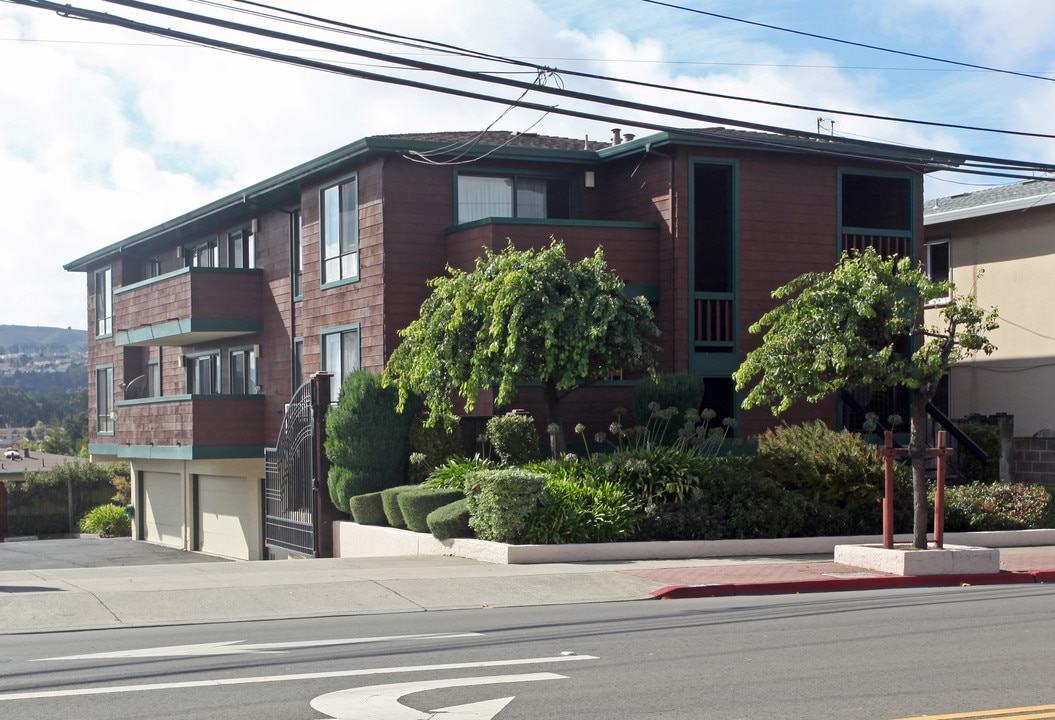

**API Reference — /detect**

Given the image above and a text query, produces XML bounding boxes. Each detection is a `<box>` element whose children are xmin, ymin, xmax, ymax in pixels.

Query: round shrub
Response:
<box><xmin>78</xmin><ymin>504</ymin><xmax>131</xmax><ymax>538</ymax></box>
<box><xmin>464</xmin><ymin>468</ymin><xmax>547</xmax><ymax>543</ymax></box>
<box><xmin>427</xmin><ymin>498</ymin><xmax>473</xmax><ymax>541</ymax></box>
<box><xmin>380</xmin><ymin>484</ymin><xmax>420</xmax><ymax>528</ymax></box>
<box><xmin>348</xmin><ymin>491</ymin><xmax>387</xmax><ymax>526</ymax></box>
<box><xmin>485</xmin><ymin>412</ymin><xmax>541</xmax><ymax>465</ymax></box>
<box><xmin>397</xmin><ymin>487</ymin><xmax>466</xmax><ymax>533</ymax></box>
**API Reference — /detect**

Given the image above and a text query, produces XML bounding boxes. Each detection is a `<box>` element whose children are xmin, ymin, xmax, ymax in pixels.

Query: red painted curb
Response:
<box><xmin>650</xmin><ymin>572</ymin><xmax>1038</xmax><ymax>600</ymax></box>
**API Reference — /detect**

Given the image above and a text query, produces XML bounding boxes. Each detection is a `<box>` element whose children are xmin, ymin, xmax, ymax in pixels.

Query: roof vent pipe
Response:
<box><xmin>623</xmin><ymin>133</ymin><xmax>635</xmax><ymax>142</ymax></box>
<box><xmin>611</xmin><ymin>128</ymin><xmax>622</xmax><ymax>145</ymax></box>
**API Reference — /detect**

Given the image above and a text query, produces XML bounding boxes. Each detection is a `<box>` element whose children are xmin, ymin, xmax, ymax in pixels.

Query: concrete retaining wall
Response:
<box><xmin>333</xmin><ymin>521</ymin><xmax>1055</xmax><ymax>565</ymax></box>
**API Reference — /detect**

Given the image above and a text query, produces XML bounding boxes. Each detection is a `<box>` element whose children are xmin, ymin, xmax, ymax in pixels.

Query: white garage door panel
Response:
<box><xmin>142</xmin><ymin>472</ymin><xmax>184</xmax><ymax>548</ymax></box>
<box><xmin>198</xmin><ymin>475</ymin><xmax>256</xmax><ymax>560</ymax></box>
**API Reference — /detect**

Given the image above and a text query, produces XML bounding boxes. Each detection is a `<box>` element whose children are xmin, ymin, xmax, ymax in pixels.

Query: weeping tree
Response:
<box><xmin>733</xmin><ymin>247</ymin><xmax>998</xmax><ymax>549</ymax></box>
<box><xmin>383</xmin><ymin>239</ymin><xmax>659</xmax><ymax>455</ymax></box>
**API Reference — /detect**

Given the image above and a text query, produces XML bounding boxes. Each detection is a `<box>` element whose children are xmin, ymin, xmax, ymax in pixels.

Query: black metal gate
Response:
<box><xmin>264</xmin><ymin>380</ymin><xmax>317</xmax><ymax>556</ymax></box>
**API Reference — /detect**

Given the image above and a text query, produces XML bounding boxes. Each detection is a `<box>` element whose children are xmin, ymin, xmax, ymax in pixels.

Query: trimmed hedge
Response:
<box><xmin>427</xmin><ymin>498</ymin><xmax>472</xmax><ymax>541</ymax></box>
<box><xmin>484</xmin><ymin>412</ymin><xmax>540</xmax><ymax>465</ymax></box>
<box><xmin>398</xmin><ymin>487</ymin><xmax>466</xmax><ymax>533</ymax></box>
<box><xmin>464</xmin><ymin>468</ymin><xmax>547</xmax><ymax>543</ymax></box>
<box><xmin>380</xmin><ymin>485</ymin><xmax>420</xmax><ymax>528</ymax></box>
<box><xmin>349</xmin><ymin>491</ymin><xmax>387</xmax><ymax>526</ymax></box>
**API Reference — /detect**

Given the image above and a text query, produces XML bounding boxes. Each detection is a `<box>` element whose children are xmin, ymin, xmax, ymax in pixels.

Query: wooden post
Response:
<box><xmin>879</xmin><ymin>432</ymin><xmax>898</xmax><ymax>549</ymax></box>
<box><xmin>930</xmin><ymin>431</ymin><xmax>954</xmax><ymax>550</ymax></box>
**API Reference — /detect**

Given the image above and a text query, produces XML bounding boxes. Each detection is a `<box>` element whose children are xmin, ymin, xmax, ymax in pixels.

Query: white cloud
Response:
<box><xmin>1</xmin><ymin>0</ymin><xmax>1051</xmax><ymax>329</ymax></box>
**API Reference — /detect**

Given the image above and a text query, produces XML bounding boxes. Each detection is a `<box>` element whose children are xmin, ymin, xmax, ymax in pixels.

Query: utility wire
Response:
<box><xmin>643</xmin><ymin>0</ymin><xmax>1055</xmax><ymax>83</ymax></box>
<box><xmin>7</xmin><ymin>0</ymin><xmax>1055</xmax><ymax>178</ymax></box>
<box><xmin>14</xmin><ymin>0</ymin><xmax>1055</xmax><ymax>143</ymax></box>
<box><xmin>214</xmin><ymin>0</ymin><xmax>1055</xmax><ymax>142</ymax></box>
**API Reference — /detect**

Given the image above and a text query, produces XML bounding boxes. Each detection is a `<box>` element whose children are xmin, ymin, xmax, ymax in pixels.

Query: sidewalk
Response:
<box><xmin>2</xmin><ymin>538</ymin><xmax>1054</xmax><ymax>635</ymax></box>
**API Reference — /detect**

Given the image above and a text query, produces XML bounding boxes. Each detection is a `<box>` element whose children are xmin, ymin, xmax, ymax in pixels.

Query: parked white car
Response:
<box><xmin>4</xmin><ymin>449</ymin><xmax>20</xmax><ymax>460</ymax></box>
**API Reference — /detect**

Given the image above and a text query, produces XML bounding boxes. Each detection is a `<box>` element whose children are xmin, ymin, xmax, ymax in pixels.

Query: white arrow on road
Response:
<box><xmin>310</xmin><ymin>672</ymin><xmax>566</xmax><ymax>720</ymax></box>
<box><xmin>33</xmin><ymin>633</ymin><xmax>483</xmax><ymax>661</ymax></box>
<box><xmin>2</xmin><ymin>654</ymin><xmax>598</xmax><ymax>701</ymax></box>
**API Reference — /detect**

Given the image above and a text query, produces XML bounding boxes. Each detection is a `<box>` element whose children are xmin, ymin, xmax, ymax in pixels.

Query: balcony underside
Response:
<box><xmin>115</xmin><ymin>318</ymin><xmax>263</xmax><ymax>347</ymax></box>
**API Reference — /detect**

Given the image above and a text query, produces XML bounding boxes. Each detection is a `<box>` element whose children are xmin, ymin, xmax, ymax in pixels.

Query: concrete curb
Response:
<box><xmin>334</xmin><ymin>523</ymin><xmax>1055</xmax><ymax>564</ymax></box>
<box><xmin>651</xmin><ymin>570</ymin><xmax>1054</xmax><ymax>599</ymax></box>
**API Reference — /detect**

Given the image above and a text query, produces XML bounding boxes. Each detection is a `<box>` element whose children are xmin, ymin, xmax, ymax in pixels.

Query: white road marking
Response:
<box><xmin>310</xmin><ymin>673</ymin><xmax>565</xmax><ymax>719</ymax></box>
<box><xmin>0</xmin><ymin>654</ymin><xmax>598</xmax><ymax>701</ymax></box>
<box><xmin>33</xmin><ymin>633</ymin><xmax>483</xmax><ymax>661</ymax></box>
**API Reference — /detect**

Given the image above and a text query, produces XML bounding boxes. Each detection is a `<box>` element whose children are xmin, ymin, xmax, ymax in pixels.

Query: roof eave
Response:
<box><xmin>925</xmin><ymin>192</ymin><xmax>1055</xmax><ymax>225</ymax></box>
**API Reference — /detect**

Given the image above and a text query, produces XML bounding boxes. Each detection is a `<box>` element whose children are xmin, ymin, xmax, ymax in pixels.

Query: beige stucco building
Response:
<box><xmin>924</xmin><ymin>179</ymin><xmax>1055</xmax><ymax>440</ymax></box>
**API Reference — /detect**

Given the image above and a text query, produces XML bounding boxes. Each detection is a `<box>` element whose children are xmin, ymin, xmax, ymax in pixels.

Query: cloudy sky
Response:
<box><xmin>3</xmin><ymin>0</ymin><xmax>1055</xmax><ymax>331</ymax></box>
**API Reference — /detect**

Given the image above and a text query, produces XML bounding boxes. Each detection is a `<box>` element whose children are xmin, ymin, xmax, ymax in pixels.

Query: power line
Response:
<box><xmin>642</xmin><ymin>0</ymin><xmax>1055</xmax><ymax>84</ymax></box>
<box><xmin>13</xmin><ymin>0</ymin><xmax>1055</xmax><ymax>144</ymax></box>
<box><xmin>6</xmin><ymin>0</ymin><xmax>1055</xmax><ymax>179</ymax></box>
<box><xmin>220</xmin><ymin>0</ymin><xmax>1055</xmax><ymax>142</ymax></box>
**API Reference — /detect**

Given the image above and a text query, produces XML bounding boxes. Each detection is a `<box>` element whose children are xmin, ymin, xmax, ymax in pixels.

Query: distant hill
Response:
<box><xmin>0</xmin><ymin>325</ymin><xmax>87</xmax><ymax>354</ymax></box>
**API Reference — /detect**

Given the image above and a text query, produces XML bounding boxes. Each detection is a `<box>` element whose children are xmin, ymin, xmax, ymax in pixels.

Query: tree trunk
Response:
<box><xmin>542</xmin><ymin>379</ymin><xmax>565</xmax><ymax>457</ymax></box>
<box><xmin>909</xmin><ymin>393</ymin><xmax>930</xmax><ymax>550</ymax></box>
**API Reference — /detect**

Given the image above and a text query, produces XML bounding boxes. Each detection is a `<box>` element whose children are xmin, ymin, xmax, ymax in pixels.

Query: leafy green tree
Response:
<box><xmin>384</xmin><ymin>239</ymin><xmax>660</xmax><ymax>455</ymax></box>
<box><xmin>733</xmin><ymin>247</ymin><xmax>998</xmax><ymax>549</ymax></box>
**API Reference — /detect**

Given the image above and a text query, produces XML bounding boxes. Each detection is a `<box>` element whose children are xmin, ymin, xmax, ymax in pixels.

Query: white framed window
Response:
<box><xmin>322</xmin><ymin>326</ymin><xmax>360</xmax><ymax>402</ymax></box>
<box><xmin>96</xmin><ymin>366</ymin><xmax>114</xmax><ymax>434</ymax></box>
<box><xmin>292</xmin><ymin>209</ymin><xmax>303</xmax><ymax>299</ymax></box>
<box><xmin>926</xmin><ymin>239</ymin><xmax>951</xmax><ymax>304</ymax></box>
<box><xmin>229</xmin><ymin>347</ymin><xmax>258</xmax><ymax>394</ymax></box>
<box><xmin>187</xmin><ymin>352</ymin><xmax>221</xmax><ymax>395</ymax></box>
<box><xmin>227</xmin><ymin>227</ymin><xmax>256</xmax><ymax>269</ymax></box>
<box><xmin>146</xmin><ymin>360</ymin><xmax>160</xmax><ymax>398</ymax></box>
<box><xmin>457</xmin><ymin>173</ymin><xmax>571</xmax><ymax>224</ymax></box>
<box><xmin>94</xmin><ymin>267</ymin><xmax>112</xmax><ymax>337</ymax></box>
<box><xmin>293</xmin><ymin>337</ymin><xmax>304</xmax><ymax>392</ymax></box>
<box><xmin>184</xmin><ymin>238</ymin><xmax>219</xmax><ymax>267</ymax></box>
<box><xmin>321</xmin><ymin>176</ymin><xmax>359</xmax><ymax>284</ymax></box>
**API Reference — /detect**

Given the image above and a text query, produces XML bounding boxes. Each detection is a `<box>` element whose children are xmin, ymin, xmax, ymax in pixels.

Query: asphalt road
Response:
<box><xmin>0</xmin><ymin>537</ymin><xmax>229</xmax><ymax>571</ymax></box>
<box><xmin>2</xmin><ymin>585</ymin><xmax>1054</xmax><ymax>719</ymax></box>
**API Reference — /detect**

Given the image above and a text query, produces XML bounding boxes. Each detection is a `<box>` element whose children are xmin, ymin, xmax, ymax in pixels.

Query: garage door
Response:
<box><xmin>197</xmin><ymin>475</ymin><xmax>258</xmax><ymax>560</ymax></box>
<box><xmin>141</xmin><ymin>472</ymin><xmax>184</xmax><ymax>548</ymax></box>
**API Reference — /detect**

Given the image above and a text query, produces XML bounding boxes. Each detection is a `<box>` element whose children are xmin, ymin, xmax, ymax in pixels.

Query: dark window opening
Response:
<box><xmin>841</xmin><ymin>174</ymin><xmax>912</xmax><ymax>231</ymax></box>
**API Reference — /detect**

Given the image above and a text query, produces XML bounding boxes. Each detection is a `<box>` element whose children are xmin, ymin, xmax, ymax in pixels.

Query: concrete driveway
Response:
<box><xmin>0</xmin><ymin>536</ymin><xmax>231</xmax><ymax>571</ymax></box>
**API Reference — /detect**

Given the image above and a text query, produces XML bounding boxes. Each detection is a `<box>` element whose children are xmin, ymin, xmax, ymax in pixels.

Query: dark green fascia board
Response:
<box><xmin>445</xmin><ymin>217</ymin><xmax>660</xmax><ymax>234</ymax></box>
<box><xmin>88</xmin><ymin>443</ymin><xmax>122</xmax><ymax>458</ymax></box>
<box><xmin>600</xmin><ymin>129</ymin><xmax>964</xmax><ymax>169</ymax></box>
<box><xmin>98</xmin><ymin>444</ymin><xmax>265</xmax><ymax>461</ymax></box>
<box><xmin>114</xmin><ymin>318</ymin><xmax>264</xmax><ymax>347</ymax></box>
